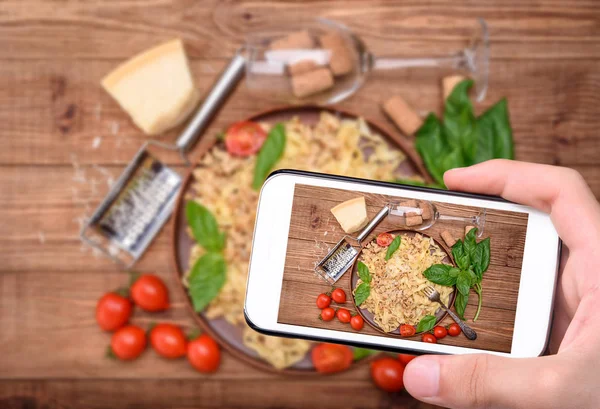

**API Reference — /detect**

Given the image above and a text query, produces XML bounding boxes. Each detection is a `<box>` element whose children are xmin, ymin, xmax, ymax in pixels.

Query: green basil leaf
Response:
<box><xmin>353</xmin><ymin>348</ymin><xmax>380</xmax><ymax>361</ymax></box>
<box><xmin>423</xmin><ymin>264</ymin><xmax>455</xmax><ymax>286</ymax></box>
<box><xmin>451</xmin><ymin>241</ymin><xmax>467</xmax><ymax>265</ymax></box>
<box><xmin>439</xmin><ymin>148</ymin><xmax>465</xmax><ymax>178</ymax></box>
<box><xmin>385</xmin><ymin>236</ymin><xmax>402</xmax><ymax>261</ymax></box>
<box><xmin>463</xmin><ymin>227</ymin><xmax>478</xmax><ymax>261</ymax></box>
<box><xmin>354</xmin><ymin>282</ymin><xmax>371</xmax><ymax>306</ymax></box>
<box><xmin>449</xmin><ymin>267</ymin><xmax>461</xmax><ymax>278</ymax></box>
<box><xmin>357</xmin><ymin>261</ymin><xmax>371</xmax><ymax>284</ymax></box>
<box><xmin>390</xmin><ymin>179</ymin><xmax>445</xmax><ymax>190</ymax></box>
<box><xmin>475</xmin><ymin>98</ymin><xmax>514</xmax><ymax>163</ymax></box>
<box><xmin>186</xmin><ymin>201</ymin><xmax>226</xmax><ymax>252</ymax></box>
<box><xmin>468</xmin><ymin>269</ymin><xmax>479</xmax><ymax>286</ymax></box>
<box><xmin>415</xmin><ymin>114</ymin><xmax>449</xmax><ymax>186</ymax></box>
<box><xmin>188</xmin><ymin>252</ymin><xmax>227</xmax><ymax>312</ymax></box>
<box><xmin>416</xmin><ymin>315</ymin><xmax>437</xmax><ymax>333</ymax></box>
<box><xmin>454</xmin><ymin>291</ymin><xmax>468</xmax><ymax>320</ymax></box>
<box><xmin>252</xmin><ymin>123</ymin><xmax>286</xmax><ymax>190</ymax></box>
<box><xmin>456</xmin><ymin>270</ymin><xmax>472</xmax><ymax>296</ymax></box>
<box><xmin>444</xmin><ymin>79</ymin><xmax>478</xmax><ymax>164</ymax></box>
<box><xmin>472</xmin><ymin>237</ymin><xmax>491</xmax><ymax>279</ymax></box>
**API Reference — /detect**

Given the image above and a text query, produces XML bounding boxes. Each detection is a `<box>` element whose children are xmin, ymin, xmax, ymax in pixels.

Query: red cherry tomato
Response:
<box><xmin>320</xmin><ymin>307</ymin><xmax>335</xmax><ymax>321</ymax></box>
<box><xmin>433</xmin><ymin>325</ymin><xmax>448</xmax><ymax>339</ymax></box>
<box><xmin>398</xmin><ymin>354</ymin><xmax>417</xmax><ymax>366</ymax></box>
<box><xmin>110</xmin><ymin>325</ymin><xmax>146</xmax><ymax>360</ymax></box>
<box><xmin>336</xmin><ymin>308</ymin><xmax>352</xmax><ymax>323</ymax></box>
<box><xmin>331</xmin><ymin>288</ymin><xmax>346</xmax><ymax>304</ymax></box>
<box><xmin>350</xmin><ymin>315</ymin><xmax>364</xmax><ymax>331</ymax></box>
<box><xmin>311</xmin><ymin>344</ymin><xmax>353</xmax><ymax>374</ymax></box>
<box><xmin>422</xmin><ymin>333</ymin><xmax>437</xmax><ymax>343</ymax></box>
<box><xmin>447</xmin><ymin>323</ymin><xmax>462</xmax><ymax>337</ymax></box>
<box><xmin>370</xmin><ymin>358</ymin><xmax>405</xmax><ymax>392</ymax></box>
<box><xmin>130</xmin><ymin>274</ymin><xmax>169</xmax><ymax>312</ymax></box>
<box><xmin>316</xmin><ymin>293</ymin><xmax>331</xmax><ymax>309</ymax></box>
<box><xmin>224</xmin><ymin>121</ymin><xmax>267</xmax><ymax>157</ymax></box>
<box><xmin>96</xmin><ymin>292</ymin><xmax>132</xmax><ymax>331</ymax></box>
<box><xmin>376</xmin><ymin>233</ymin><xmax>394</xmax><ymax>247</ymax></box>
<box><xmin>149</xmin><ymin>323</ymin><xmax>187</xmax><ymax>359</ymax></box>
<box><xmin>187</xmin><ymin>334</ymin><xmax>221</xmax><ymax>373</ymax></box>
<box><xmin>400</xmin><ymin>324</ymin><xmax>416</xmax><ymax>337</ymax></box>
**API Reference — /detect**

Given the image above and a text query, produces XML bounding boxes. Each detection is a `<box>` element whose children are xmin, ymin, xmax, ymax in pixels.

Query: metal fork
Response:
<box><xmin>422</xmin><ymin>286</ymin><xmax>478</xmax><ymax>340</ymax></box>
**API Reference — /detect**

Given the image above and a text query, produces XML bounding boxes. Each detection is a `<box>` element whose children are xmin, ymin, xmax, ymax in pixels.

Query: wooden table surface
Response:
<box><xmin>1</xmin><ymin>1</ymin><xmax>599</xmax><ymax>408</ymax></box>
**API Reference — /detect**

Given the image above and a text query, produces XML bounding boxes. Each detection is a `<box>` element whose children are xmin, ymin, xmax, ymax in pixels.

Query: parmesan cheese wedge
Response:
<box><xmin>330</xmin><ymin>197</ymin><xmax>368</xmax><ymax>234</ymax></box>
<box><xmin>101</xmin><ymin>39</ymin><xmax>200</xmax><ymax>135</ymax></box>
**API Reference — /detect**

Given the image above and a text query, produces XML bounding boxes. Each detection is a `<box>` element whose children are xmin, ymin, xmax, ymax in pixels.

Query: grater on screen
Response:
<box><xmin>80</xmin><ymin>53</ymin><xmax>246</xmax><ymax>268</ymax></box>
<box><xmin>315</xmin><ymin>206</ymin><xmax>389</xmax><ymax>284</ymax></box>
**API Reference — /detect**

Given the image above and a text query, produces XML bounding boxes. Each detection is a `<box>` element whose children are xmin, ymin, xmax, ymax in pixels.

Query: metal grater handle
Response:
<box><xmin>175</xmin><ymin>52</ymin><xmax>246</xmax><ymax>153</ymax></box>
<box><xmin>357</xmin><ymin>206</ymin><xmax>389</xmax><ymax>243</ymax></box>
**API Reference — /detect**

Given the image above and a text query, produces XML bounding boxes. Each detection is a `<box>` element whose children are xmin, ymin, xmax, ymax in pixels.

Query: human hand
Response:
<box><xmin>403</xmin><ymin>159</ymin><xmax>600</xmax><ymax>409</ymax></box>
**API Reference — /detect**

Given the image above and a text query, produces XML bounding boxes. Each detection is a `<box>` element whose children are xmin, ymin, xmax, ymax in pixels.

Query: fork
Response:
<box><xmin>422</xmin><ymin>286</ymin><xmax>478</xmax><ymax>340</ymax></box>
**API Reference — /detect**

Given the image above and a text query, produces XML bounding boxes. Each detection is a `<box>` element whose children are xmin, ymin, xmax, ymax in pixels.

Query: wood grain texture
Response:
<box><xmin>278</xmin><ymin>185</ymin><xmax>528</xmax><ymax>353</ymax></box>
<box><xmin>1</xmin><ymin>0</ymin><xmax>599</xmax><ymax>407</ymax></box>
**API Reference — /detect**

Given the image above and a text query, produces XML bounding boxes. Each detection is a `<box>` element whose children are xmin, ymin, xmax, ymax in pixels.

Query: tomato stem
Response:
<box><xmin>473</xmin><ymin>283</ymin><xmax>483</xmax><ymax>322</ymax></box>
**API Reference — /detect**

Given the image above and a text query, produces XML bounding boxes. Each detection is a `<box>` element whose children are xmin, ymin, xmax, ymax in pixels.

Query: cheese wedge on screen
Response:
<box><xmin>330</xmin><ymin>197</ymin><xmax>368</xmax><ymax>234</ymax></box>
<box><xmin>101</xmin><ymin>39</ymin><xmax>200</xmax><ymax>135</ymax></box>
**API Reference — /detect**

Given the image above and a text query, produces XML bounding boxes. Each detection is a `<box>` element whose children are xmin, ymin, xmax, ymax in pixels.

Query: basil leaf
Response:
<box><xmin>416</xmin><ymin>315</ymin><xmax>437</xmax><ymax>333</ymax></box>
<box><xmin>391</xmin><ymin>179</ymin><xmax>445</xmax><ymax>190</ymax></box>
<box><xmin>357</xmin><ymin>261</ymin><xmax>371</xmax><ymax>284</ymax></box>
<box><xmin>186</xmin><ymin>201</ymin><xmax>226</xmax><ymax>252</ymax></box>
<box><xmin>252</xmin><ymin>123</ymin><xmax>286</xmax><ymax>190</ymax></box>
<box><xmin>415</xmin><ymin>114</ymin><xmax>449</xmax><ymax>186</ymax></box>
<box><xmin>354</xmin><ymin>282</ymin><xmax>371</xmax><ymax>306</ymax></box>
<box><xmin>439</xmin><ymin>148</ymin><xmax>465</xmax><ymax>177</ymax></box>
<box><xmin>454</xmin><ymin>291</ymin><xmax>468</xmax><ymax>320</ymax></box>
<box><xmin>385</xmin><ymin>236</ymin><xmax>402</xmax><ymax>261</ymax></box>
<box><xmin>449</xmin><ymin>267</ymin><xmax>461</xmax><ymax>278</ymax></box>
<box><xmin>468</xmin><ymin>269</ymin><xmax>479</xmax><ymax>286</ymax></box>
<box><xmin>473</xmin><ymin>237</ymin><xmax>491</xmax><ymax>273</ymax></box>
<box><xmin>451</xmin><ymin>241</ymin><xmax>466</xmax><ymax>264</ymax></box>
<box><xmin>188</xmin><ymin>252</ymin><xmax>227</xmax><ymax>312</ymax></box>
<box><xmin>444</xmin><ymin>79</ymin><xmax>478</xmax><ymax>164</ymax></box>
<box><xmin>353</xmin><ymin>348</ymin><xmax>379</xmax><ymax>361</ymax></box>
<box><xmin>423</xmin><ymin>264</ymin><xmax>455</xmax><ymax>286</ymax></box>
<box><xmin>463</xmin><ymin>227</ymin><xmax>478</xmax><ymax>261</ymax></box>
<box><xmin>475</xmin><ymin>98</ymin><xmax>514</xmax><ymax>163</ymax></box>
<box><xmin>456</xmin><ymin>270</ymin><xmax>472</xmax><ymax>296</ymax></box>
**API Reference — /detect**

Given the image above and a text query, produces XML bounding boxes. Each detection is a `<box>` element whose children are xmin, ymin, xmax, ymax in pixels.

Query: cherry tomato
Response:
<box><xmin>316</xmin><ymin>293</ymin><xmax>331</xmax><ymax>309</ymax></box>
<box><xmin>130</xmin><ymin>274</ymin><xmax>169</xmax><ymax>312</ymax></box>
<box><xmin>96</xmin><ymin>292</ymin><xmax>132</xmax><ymax>331</ymax></box>
<box><xmin>187</xmin><ymin>334</ymin><xmax>221</xmax><ymax>373</ymax></box>
<box><xmin>398</xmin><ymin>354</ymin><xmax>416</xmax><ymax>366</ymax></box>
<box><xmin>399</xmin><ymin>324</ymin><xmax>416</xmax><ymax>337</ymax></box>
<box><xmin>150</xmin><ymin>323</ymin><xmax>187</xmax><ymax>359</ymax></box>
<box><xmin>376</xmin><ymin>233</ymin><xmax>394</xmax><ymax>247</ymax></box>
<box><xmin>350</xmin><ymin>315</ymin><xmax>364</xmax><ymax>331</ymax></box>
<box><xmin>370</xmin><ymin>358</ymin><xmax>405</xmax><ymax>392</ymax></box>
<box><xmin>433</xmin><ymin>325</ymin><xmax>448</xmax><ymax>339</ymax></box>
<box><xmin>336</xmin><ymin>308</ymin><xmax>352</xmax><ymax>323</ymax></box>
<box><xmin>331</xmin><ymin>288</ymin><xmax>346</xmax><ymax>304</ymax></box>
<box><xmin>311</xmin><ymin>343</ymin><xmax>353</xmax><ymax>374</ymax></box>
<box><xmin>320</xmin><ymin>307</ymin><xmax>335</xmax><ymax>321</ymax></box>
<box><xmin>110</xmin><ymin>325</ymin><xmax>146</xmax><ymax>360</ymax></box>
<box><xmin>447</xmin><ymin>323</ymin><xmax>462</xmax><ymax>337</ymax></box>
<box><xmin>422</xmin><ymin>333</ymin><xmax>437</xmax><ymax>343</ymax></box>
<box><xmin>224</xmin><ymin>121</ymin><xmax>267</xmax><ymax>157</ymax></box>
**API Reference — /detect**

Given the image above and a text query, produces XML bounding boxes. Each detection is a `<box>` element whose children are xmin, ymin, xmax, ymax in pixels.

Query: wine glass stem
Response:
<box><xmin>372</xmin><ymin>55</ymin><xmax>464</xmax><ymax>71</ymax></box>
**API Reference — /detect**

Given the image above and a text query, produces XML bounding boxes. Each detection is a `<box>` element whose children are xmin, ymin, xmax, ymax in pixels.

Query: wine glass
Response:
<box><xmin>243</xmin><ymin>17</ymin><xmax>489</xmax><ymax>105</ymax></box>
<box><xmin>388</xmin><ymin>200</ymin><xmax>486</xmax><ymax>237</ymax></box>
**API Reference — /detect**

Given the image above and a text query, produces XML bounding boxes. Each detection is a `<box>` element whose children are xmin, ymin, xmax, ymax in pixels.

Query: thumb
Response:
<box><xmin>403</xmin><ymin>353</ymin><xmax>562</xmax><ymax>409</ymax></box>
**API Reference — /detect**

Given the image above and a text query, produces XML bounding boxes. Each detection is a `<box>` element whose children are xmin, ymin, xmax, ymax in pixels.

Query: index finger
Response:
<box><xmin>443</xmin><ymin>159</ymin><xmax>600</xmax><ymax>250</ymax></box>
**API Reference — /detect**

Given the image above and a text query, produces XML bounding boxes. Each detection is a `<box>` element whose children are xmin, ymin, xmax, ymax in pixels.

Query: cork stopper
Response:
<box><xmin>291</xmin><ymin>68</ymin><xmax>334</xmax><ymax>98</ymax></box>
<box><xmin>270</xmin><ymin>30</ymin><xmax>314</xmax><ymax>50</ymax></box>
<box><xmin>441</xmin><ymin>231</ymin><xmax>456</xmax><ymax>247</ymax></box>
<box><xmin>405</xmin><ymin>212</ymin><xmax>423</xmax><ymax>227</ymax></box>
<box><xmin>288</xmin><ymin>59</ymin><xmax>318</xmax><ymax>76</ymax></box>
<box><xmin>420</xmin><ymin>203</ymin><xmax>433</xmax><ymax>220</ymax></box>
<box><xmin>382</xmin><ymin>95</ymin><xmax>424</xmax><ymax>136</ymax></box>
<box><xmin>319</xmin><ymin>33</ymin><xmax>353</xmax><ymax>76</ymax></box>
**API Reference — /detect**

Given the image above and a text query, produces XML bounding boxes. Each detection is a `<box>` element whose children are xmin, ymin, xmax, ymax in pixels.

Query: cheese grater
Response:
<box><xmin>80</xmin><ymin>53</ymin><xmax>246</xmax><ymax>268</ymax></box>
<box><xmin>315</xmin><ymin>206</ymin><xmax>389</xmax><ymax>284</ymax></box>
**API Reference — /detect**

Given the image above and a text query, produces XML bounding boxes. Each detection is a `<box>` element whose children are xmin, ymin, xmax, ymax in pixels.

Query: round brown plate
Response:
<box><xmin>171</xmin><ymin>105</ymin><xmax>429</xmax><ymax>374</ymax></box>
<box><xmin>350</xmin><ymin>230</ymin><xmax>456</xmax><ymax>337</ymax></box>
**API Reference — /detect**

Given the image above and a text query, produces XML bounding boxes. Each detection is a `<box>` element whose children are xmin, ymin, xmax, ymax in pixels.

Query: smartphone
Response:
<box><xmin>244</xmin><ymin>170</ymin><xmax>560</xmax><ymax>357</ymax></box>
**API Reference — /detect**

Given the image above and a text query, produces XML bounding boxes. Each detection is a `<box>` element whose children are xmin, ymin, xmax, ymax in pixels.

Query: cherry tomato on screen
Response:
<box><xmin>224</xmin><ymin>121</ymin><xmax>267</xmax><ymax>157</ymax></box>
<box><xmin>311</xmin><ymin>344</ymin><xmax>353</xmax><ymax>374</ymax></box>
<box><xmin>320</xmin><ymin>307</ymin><xmax>335</xmax><ymax>321</ymax></box>
<box><xmin>447</xmin><ymin>323</ymin><xmax>462</xmax><ymax>337</ymax></box>
<box><xmin>376</xmin><ymin>233</ymin><xmax>394</xmax><ymax>247</ymax></box>
<box><xmin>336</xmin><ymin>308</ymin><xmax>352</xmax><ymax>323</ymax></box>
<box><xmin>370</xmin><ymin>358</ymin><xmax>405</xmax><ymax>392</ymax></box>
<box><xmin>130</xmin><ymin>274</ymin><xmax>169</xmax><ymax>312</ymax></box>
<box><xmin>149</xmin><ymin>323</ymin><xmax>187</xmax><ymax>359</ymax></box>
<box><xmin>316</xmin><ymin>293</ymin><xmax>331</xmax><ymax>309</ymax></box>
<box><xmin>110</xmin><ymin>325</ymin><xmax>146</xmax><ymax>361</ymax></box>
<box><xmin>433</xmin><ymin>325</ymin><xmax>448</xmax><ymax>339</ymax></box>
<box><xmin>350</xmin><ymin>315</ymin><xmax>364</xmax><ymax>331</ymax></box>
<box><xmin>331</xmin><ymin>288</ymin><xmax>346</xmax><ymax>304</ymax></box>
<box><xmin>96</xmin><ymin>292</ymin><xmax>132</xmax><ymax>331</ymax></box>
<box><xmin>187</xmin><ymin>334</ymin><xmax>221</xmax><ymax>373</ymax></box>
<box><xmin>399</xmin><ymin>324</ymin><xmax>416</xmax><ymax>337</ymax></box>
<box><xmin>398</xmin><ymin>354</ymin><xmax>416</xmax><ymax>366</ymax></box>
<box><xmin>422</xmin><ymin>333</ymin><xmax>437</xmax><ymax>343</ymax></box>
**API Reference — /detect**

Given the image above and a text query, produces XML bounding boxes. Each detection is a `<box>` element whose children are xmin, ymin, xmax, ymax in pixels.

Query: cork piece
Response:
<box><xmin>443</xmin><ymin>75</ymin><xmax>466</xmax><ymax>101</ymax></box>
<box><xmin>399</xmin><ymin>199</ymin><xmax>418</xmax><ymax>208</ymax></box>
<box><xmin>382</xmin><ymin>95</ymin><xmax>424</xmax><ymax>136</ymax></box>
<box><xmin>288</xmin><ymin>59</ymin><xmax>318</xmax><ymax>76</ymax></box>
<box><xmin>405</xmin><ymin>213</ymin><xmax>423</xmax><ymax>227</ymax></box>
<box><xmin>319</xmin><ymin>33</ymin><xmax>353</xmax><ymax>76</ymax></box>
<box><xmin>420</xmin><ymin>203</ymin><xmax>433</xmax><ymax>220</ymax></box>
<box><xmin>291</xmin><ymin>68</ymin><xmax>334</xmax><ymax>98</ymax></box>
<box><xmin>465</xmin><ymin>225</ymin><xmax>475</xmax><ymax>236</ymax></box>
<box><xmin>441</xmin><ymin>231</ymin><xmax>456</xmax><ymax>247</ymax></box>
<box><xmin>270</xmin><ymin>30</ymin><xmax>314</xmax><ymax>50</ymax></box>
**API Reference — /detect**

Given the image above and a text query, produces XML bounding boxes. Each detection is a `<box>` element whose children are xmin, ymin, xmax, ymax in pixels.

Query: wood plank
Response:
<box><xmin>0</xmin><ymin>0</ymin><xmax>599</xmax><ymax>60</ymax></box>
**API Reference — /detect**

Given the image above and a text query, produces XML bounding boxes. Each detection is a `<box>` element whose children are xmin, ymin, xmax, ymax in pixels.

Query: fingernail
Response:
<box><xmin>404</xmin><ymin>357</ymin><xmax>440</xmax><ymax>398</ymax></box>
